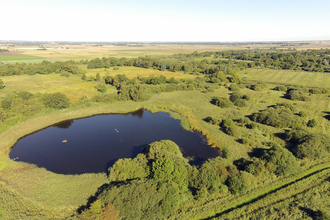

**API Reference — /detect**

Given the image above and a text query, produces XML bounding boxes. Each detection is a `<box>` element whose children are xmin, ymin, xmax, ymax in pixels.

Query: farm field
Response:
<box><xmin>1</xmin><ymin>45</ymin><xmax>330</xmax><ymax>219</ymax></box>
<box><xmin>1</xmin><ymin>41</ymin><xmax>330</xmax><ymax>64</ymax></box>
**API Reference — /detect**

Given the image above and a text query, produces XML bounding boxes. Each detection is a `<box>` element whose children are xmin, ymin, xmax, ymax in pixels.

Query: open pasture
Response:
<box><xmin>240</xmin><ymin>68</ymin><xmax>330</xmax><ymax>88</ymax></box>
<box><xmin>0</xmin><ymin>74</ymin><xmax>112</xmax><ymax>102</ymax></box>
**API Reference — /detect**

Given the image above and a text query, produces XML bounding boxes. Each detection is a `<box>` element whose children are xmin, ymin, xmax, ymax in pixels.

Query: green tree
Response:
<box><xmin>96</xmin><ymin>73</ymin><xmax>101</xmax><ymax>82</ymax></box>
<box><xmin>261</xmin><ymin>145</ymin><xmax>298</xmax><ymax>177</ymax></box>
<box><xmin>42</xmin><ymin>92</ymin><xmax>70</xmax><ymax>109</ymax></box>
<box><xmin>81</xmin><ymin>73</ymin><xmax>87</xmax><ymax>81</ymax></box>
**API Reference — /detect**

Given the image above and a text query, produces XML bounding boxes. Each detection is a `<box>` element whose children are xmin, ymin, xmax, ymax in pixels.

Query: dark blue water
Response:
<box><xmin>9</xmin><ymin>109</ymin><xmax>220</xmax><ymax>174</ymax></box>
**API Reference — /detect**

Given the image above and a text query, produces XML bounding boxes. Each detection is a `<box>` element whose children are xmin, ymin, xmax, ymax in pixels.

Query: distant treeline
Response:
<box><xmin>213</xmin><ymin>49</ymin><xmax>330</xmax><ymax>72</ymax></box>
<box><xmin>85</xmin><ymin>49</ymin><xmax>330</xmax><ymax>73</ymax></box>
<box><xmin>0</xmin><ymin>60</ymin><xmax>85</xmax><ymax>76</ymax></box>
<box><xmin>85</xmin><ymin>52</ymin><xmax>248</xmax><ymax>76</ymax></box>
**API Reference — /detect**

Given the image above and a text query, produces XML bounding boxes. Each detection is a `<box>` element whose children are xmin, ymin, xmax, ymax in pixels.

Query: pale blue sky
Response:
<box><xmin>1</xmin><ymin>0</ymin><xmax>329</xmax><ymax>42</ymax></box>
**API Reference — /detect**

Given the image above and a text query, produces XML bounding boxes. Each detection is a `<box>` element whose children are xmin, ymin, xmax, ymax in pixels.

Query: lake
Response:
<box><xmin>9</xmin><ymin>109</ymin><xmax>220</xmax><ymax>174</ymax></box>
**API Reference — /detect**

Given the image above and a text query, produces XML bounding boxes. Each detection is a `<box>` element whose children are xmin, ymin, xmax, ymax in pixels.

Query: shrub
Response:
<box><xmin>0</xmin><ymin>110</ymin><xmax>7</xmax><ymax>122</ymax></box>
<box><xmin>274</xmin><ymin>85</ymin><xmax>287</xmax><ymax>91</ymax></box>
<box><xmin>233</xmin><ymin>99</ymin><xmax>246</xmax><ymax>107</ymax></box>
<box><xmin>242</xmin><ymin>94</ymin><xmax>251</xmax><ymax>101</ymax></box>
<box><xmin>224</xmin><ymin>125</ymin><xmax>240</xmax><ymax>137</ymax></box>
<box><xmin>81</xmin><ymin>73</ymin><xmax>87</xmax><ymax>81</ymax></box>
<box><xmin>239</xmin><ymin>117</ymin><xmax>251</xmax><ymax>125</ymax></box>
<box><xmin>213</xmin><ymin>97</ymin><xmax>232</xmax><ymax>108</ymax></box>
<box><xmin>109</xmin><ymin>154</ymin><xmax>150</xmax><ymax>182</ymax></box>
<box><xmin>229</xmin><ymin>92</ymin><xmax>243</xmax><ymax>102</ymax></box>
<box><xmin>307</xmin><ymin>119</ymin><xmax>317</xmax><ymax>128</ymax></box>
<box><xmin>261</xmin><ymin>145</ymin><xmax>299</xmax><ymax>177</ymax></box>
<box><xmin>249</xmin><ymin>123</ymin><xmax>257</xmax><ymax>129</ymax></box>
<box><xmin>286</xmin><ymin>89</ymin><xmax>308</xmax><ymax>101</ymax></box>
<box><xmin>204</xmin><ymin>116</ymin><xmax>222</xmax><ymax>126</ymax></box>
<box><xmin>17</xmin><ymin>91</ymin><xmax>33</xmax><ymax>100</ymax></box>
<box><xmin>222</xmin><ymin>118</ymin><xmax>234</xmax><ymax>127</ymax></box>
<box><xmin>285</xmin><ymin>128</ymin><xmax>309</xmax><ymax>144</ymax></box>
<box><xmin>294</xmin><ymin>133</ymin><xmax>330</xmax><ymax>159</ymax></box>
<box><xmin>1</xmin><ymin>99</ymin><xmax>12</xmax><ymax>110</ymax></box>
<box><xmin>309</xmin><ymin>88</ymin><xmax>322</xmax><ymax>94</ymax></box>
<box><xmin>95</xmin><ymin>84</ymin><xmax>107</xmax><ymax>93</ymax></box>
<box><xmin>226</xmin><ymin>174</ymin><xmax>249</xmax><ymax>195</ymax></box>
<box><xmin>228</xmin><ymin>84</ymin><xmax>240</xmax><ymax>91</ymax></box>
<box><xmin>299</xmin><ymin>111</ymin><xmax>308</xmax><ymax>118</ymax></box>
<box><xmin>42</xmin><ymin>92</ymin><xmax>70</xmax><ymax>109</ymax></box>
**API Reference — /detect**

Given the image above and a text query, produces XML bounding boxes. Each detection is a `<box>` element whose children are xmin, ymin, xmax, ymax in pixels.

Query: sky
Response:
<box><xmin>1</xmin><ymin>0</ymin><xmax>330</xmax><ymax>42</ymax></box>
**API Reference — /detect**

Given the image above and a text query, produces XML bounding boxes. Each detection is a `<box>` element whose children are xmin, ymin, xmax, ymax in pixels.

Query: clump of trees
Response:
<box><xmin>252</xmin><ymin>103</ymin><xmax>305</xmax><ymax>128</ymax></box>
<box><xmin>79</xmin><ymin>140</ymin><xmax>252</xmax><ymax>219</ymax></box>
<box><xmin>0</xmin><ymin>60</ymin><xmax>85</xmax><ymax>76</ymax></box>
<box><xmin>286</xmin><ymin>129</ymin><xmax>330</xmax><ymax>159</ymax></box>
<box><xmin>42</xmin><ymin>92</ymin><xmax>70</xmax><ymax>109</ymax></box>
<box><xmin>261</xmin><ymin>144</ymin><xmax>299</xmax><ymax>177</ymax></box>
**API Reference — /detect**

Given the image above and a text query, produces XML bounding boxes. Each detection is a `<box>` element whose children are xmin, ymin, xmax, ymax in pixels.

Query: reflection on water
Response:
<box><xmin>9</xmin><ymin>109</ymin><xmax>220</xmax><ymax>175</ymax></box>
<box><xmin>52</xmin><ymin>120</ymin><xmax>74</xmax><ymax>129</ymax></box>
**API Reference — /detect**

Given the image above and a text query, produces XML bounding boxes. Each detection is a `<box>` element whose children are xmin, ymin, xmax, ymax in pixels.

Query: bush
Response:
<box><xmin>233</xmin><ymin>99</ymin><xmax>247</xmax><ymax>107</ymax></box>
<box><xmin>204</xmin><ymin>116</ymin><xmax>222</xmax><ymax>126</ymax></box>
<box><xmin>226</xmin><ymin>174</ymin><xmax>249</xmax><ymax>195</ymax></box>
<box><xmin>299</xmin><ymin>111</ymin><xmax>308</xmax><ymax>118</ymax></box>
<box><xmin>239</xmin><ymin>117</ymin><xmax>251</xmax><ymax>125</ymax></box>
<box><xmin>228</xmin><ymin>84</ymin><xmax>240</xmax><ymax>91</ymax></box>
<box><xmin>229</xmin><ymin>92</ymin><xmax>243</xmax><ymax>102</ymax></box>
<box><xmin>0</xmin><ymin>110</ymin><xmax>7</xmax><ymax>122</ymax></box>
<box><xmin>224</xmin><ymin>125</ymin><xmax>240</xmax><ymax>137</ymax></box>
<box><xmin>307</xmin><ymin>119</ymin><xmax>317</xmax><ymax>128</ymax></box>
<box><xmin>17</xmin><ymin>91</ymin><xmax>33</xmax><ymax>100</ymax></box>
<box><xmin>95</xmin><ymin>84</ymin><xmax>107</xmax><ymax>93</ymax></box>
<box><xmin>222</xmin><ymin>118</ymin><xmax>234</xmax><ymax>127</ymax></box>
<box><xmin>294</xmin><ymin>133</ymin><xmax>330</xmax><ymax>159</ymax></box>
<box><xmin>286</xmin><ymin>89</ymin><xmax>308</xmax><ymax>101</ymax></box>
<box><xmin>261</xmin><ymin>145</ymin><xmax>299</xmax><ymax>177</ymax></box>
<box><xmin>42</xmin><ymin>92</ymin><xmax>70</xmax><ymax>109</ymax></box>
<box><xmin>242</xmin><ymin>94</ymin><xmax>251</xmax><ymax>101</ymax></box>
<box><xmin>213</xmin><ymin>97</ymin><xmax>232</xmax><ymax>108</ymax></box>
<box><xmin>274</xmin><ymin>85</ymin><xmax>287</xmax><ymax>91</ymax></box>
<box><xmin>1</xmin><ymin>99</ymin><xmax>12</xmax><ymax>110</ymax></box>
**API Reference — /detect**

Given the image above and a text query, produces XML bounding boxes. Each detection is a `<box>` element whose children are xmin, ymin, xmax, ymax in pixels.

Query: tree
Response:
<box><xmin>96</xmin><ymin>73</ymin><xmax>101</xmax><ymax>82</ymax></box>
<box><xmin>42</xmin><ymin>92</ymin><xmax>70</xmax><ymax>109</ymax></box>
<box><xmin>81</xmin><ymin>73</ymin><xmax>87</xmax><ymax>81</ymax></box>
<box><xmin>261</xmin><ymin>145</ymin><xmax>298</xmax><ymax>177</ymax></box>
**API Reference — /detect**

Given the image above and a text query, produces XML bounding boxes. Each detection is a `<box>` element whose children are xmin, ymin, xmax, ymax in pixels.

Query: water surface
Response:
<box><xmin>10</xmin><ymin>109</ymin><xmax>220</xmax><ymax>174</ymax></box>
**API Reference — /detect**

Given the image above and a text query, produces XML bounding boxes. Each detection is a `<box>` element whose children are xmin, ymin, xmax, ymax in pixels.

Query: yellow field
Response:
<box><xmin>1</xmin><ymin>41</ymin><xmax>329</xmax><ymax>64</ymax></box>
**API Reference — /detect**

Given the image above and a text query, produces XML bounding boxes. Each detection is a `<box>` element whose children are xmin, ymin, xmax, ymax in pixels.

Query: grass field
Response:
<box><xmin>240</xmin><ymin>68</ymin><xmax>330</xmax><ymax>88</ymax></box>
<box><xmin>0</xmin><ymin>73</ymin><xmax>113</xmax><ymax>102</ymax></box>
